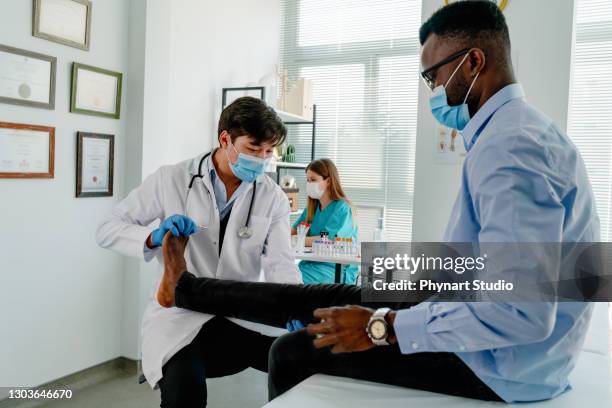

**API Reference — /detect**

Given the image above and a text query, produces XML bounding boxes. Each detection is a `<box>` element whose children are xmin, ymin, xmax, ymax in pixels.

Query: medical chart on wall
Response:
<box><xmin>433</xmin><ymin>124</ymin><xmax>467</xmax><ymax>165</ymax></box>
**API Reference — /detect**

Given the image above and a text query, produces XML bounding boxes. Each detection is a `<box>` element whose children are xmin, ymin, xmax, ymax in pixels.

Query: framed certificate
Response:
<box><xmin>222</xmin><ymin>87</ymin><xmax>265</xmax><ymax>109</ymax></box>
<box><xmin>33</xmin><ymin>0</ymin><xmax>92</xmax><ymax>51</ymax></box>
<box><xmin>0</xmin><ymin>122</ymin><xmax>55</xmax><ymax>179</ymax></box>
<box><xmin>71</xmin><ymin>63</ymin><xmax>123</xmax><ymax>119</ymax></box>
<box><xmin>0</xmin><ymin>44</ymin><xmax>57</xmax><ymax>109</ymax></box>
<box><xmin>76</xmin><ymin>132</ymin><xmax>114</xmax><ymax>197</ymax></box>
<box><xmin>444</xmin><ymin>0</ymin><xmax>509</xmax><ymax>11</ymax></box>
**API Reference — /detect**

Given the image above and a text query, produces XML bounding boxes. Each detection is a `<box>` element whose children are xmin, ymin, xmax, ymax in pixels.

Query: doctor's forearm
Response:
<box><xmin>305</xmin><ymin>236</ymin><xmax>317</xmax><ymax>247</ymax></box>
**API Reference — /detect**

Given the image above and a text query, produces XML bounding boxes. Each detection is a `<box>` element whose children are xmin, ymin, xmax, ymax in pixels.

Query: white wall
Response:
<box><xmin>411</xmin><ymin>0</ymin><xmax>576</xmax><ymax>241</ymax></box>
<box><xmin>121</xmin><ymin>0</ymin><xmax>148</xmax><ymax>360</ymax></box>
<box><xmin>0</xmin><ymin>0</ymin><xmax>132</xmax><ymax>391</ymax></box>
<box><xmin>142</xmin><ymin>0</ymin><xmax>282</xmax><ymax>175</ymax></box>
<box><xmin>123</xmin><ymin>0</ymin><xmax>283</xmax><ymax>359</ymax></box>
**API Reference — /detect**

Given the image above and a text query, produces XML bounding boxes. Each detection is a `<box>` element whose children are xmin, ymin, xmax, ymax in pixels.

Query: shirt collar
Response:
<box><xmin>189</xmin><ymin>148</ymin><xmax>224</xmax><ymax>180</ymax></box>
<box><xmin>207</xmin><ymin>151</ymin><xmax>218</xmax><ymax>181</ymax></box>
<box><xmin>190</xmin><ymin>151</ymin><xmax>215</xmax><ymax>176</ymax></box>
<box><xmin>461</xmin><ymin>83</ymin><xmax>525</xmax><ymax>151</ymax></box>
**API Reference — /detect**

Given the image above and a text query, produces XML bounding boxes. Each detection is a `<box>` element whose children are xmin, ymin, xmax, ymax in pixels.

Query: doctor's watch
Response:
<box><xmin>366</xmin><ymin>307</ymin><xmax>393</xmax><ymax>346</ymax></box>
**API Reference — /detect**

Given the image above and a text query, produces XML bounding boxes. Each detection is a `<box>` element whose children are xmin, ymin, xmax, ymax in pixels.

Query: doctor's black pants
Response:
<box><xmin>173</xmin><ymin>272</ymin><xmax>504</xmax><ymax>403</ymax></box>
<box><xmin>158</xmin><ymin>316</ymin><xmax>275</xmax><ymax>408</ymax></box>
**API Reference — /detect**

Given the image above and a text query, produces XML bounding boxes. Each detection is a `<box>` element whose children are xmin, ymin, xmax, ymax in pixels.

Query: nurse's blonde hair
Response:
<box><xmin>305</xmin><ymin>158</ymin><xmax>353</xmax><ymax>224</ymax></box>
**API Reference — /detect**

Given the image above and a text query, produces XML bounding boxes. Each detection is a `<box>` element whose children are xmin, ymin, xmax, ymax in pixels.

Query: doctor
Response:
<box><xmin>96</xmin><ymin>97</ymin><xmax>301</xmax><ymax>408</ymax></box>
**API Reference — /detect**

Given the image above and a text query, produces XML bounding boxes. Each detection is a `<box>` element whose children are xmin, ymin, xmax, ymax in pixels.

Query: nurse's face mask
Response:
<box><xmin>224</xmin><ymin>137</ymin><xmax>270</xmax><ymax>183</ymax></box>
<box><xmin>423</xmin><ymin>49</ymin><xmax>481</xmax><ymax>131</ymax></box>
<box><xmin>306</xmin><ymin>179</ymin><xmax>327</xmax><ymax>200</ymax></box>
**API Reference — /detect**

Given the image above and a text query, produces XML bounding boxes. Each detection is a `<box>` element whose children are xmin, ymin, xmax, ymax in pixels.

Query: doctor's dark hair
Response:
<box><xmin>217</xmin><ymin>97</ymin><xmax>287</xmax><ymax>147</ymax></box>
<box><xmin>419</xmin><ymin>1</ymin><xmax>512</xmax><ymax>66</ymax></box>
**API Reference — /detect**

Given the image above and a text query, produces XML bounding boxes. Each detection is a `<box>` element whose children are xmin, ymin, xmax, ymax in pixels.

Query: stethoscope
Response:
<box><xmin>187</xmin><ymin>150</ymin><xmax>256</xmax><ymax>239</ymax></box>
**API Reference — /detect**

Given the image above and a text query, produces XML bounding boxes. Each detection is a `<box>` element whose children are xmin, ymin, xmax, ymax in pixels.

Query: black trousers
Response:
<box><xmin>175</xmin><ymin>272</ymin><xmax>503</xmax><ymax>403</ymax></box>
<box><xmin>158</xmin><ymin>316</ymin><xmax>275</xmax><ymax>408</ymax></box>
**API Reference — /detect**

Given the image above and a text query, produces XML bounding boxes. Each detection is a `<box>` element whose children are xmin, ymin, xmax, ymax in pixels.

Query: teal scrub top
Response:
<box><xmin>292</xmin><ymin>199</ymin><xmax>358</xmax><ymax>284</ymax></box>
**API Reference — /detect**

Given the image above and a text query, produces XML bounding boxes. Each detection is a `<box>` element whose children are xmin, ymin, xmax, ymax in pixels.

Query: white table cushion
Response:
<box><xmin>264</xmin><ymin>352</ymin><xmax>610</xmax><ymax>407</ymax></box>
<box><xmin>264</xmin><ymin>303</ymin><xmax>611</xmax><ymax>407</ymax></box>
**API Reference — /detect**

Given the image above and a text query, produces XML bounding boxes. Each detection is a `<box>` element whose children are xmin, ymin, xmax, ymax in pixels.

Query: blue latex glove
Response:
<box><xmin>151</xmin><ymin>214</ymin><xmax>198</xmax><ymax>247</ymax></box>
<box><xmin>286</xmin><ymin>319</ymin><xmax>305</xmax><ymax>332</ymax></box>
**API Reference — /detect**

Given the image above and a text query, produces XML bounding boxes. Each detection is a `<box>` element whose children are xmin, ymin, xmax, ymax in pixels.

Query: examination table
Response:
<box><xmin>264</xmin><ymin>303</ymin><xmax>611</xmax><ymax>407</ymax></box>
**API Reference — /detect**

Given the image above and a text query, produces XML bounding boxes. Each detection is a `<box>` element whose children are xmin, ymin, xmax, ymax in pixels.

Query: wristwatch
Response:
<box><xmin>366</xmin><ymin>307</ymin><xmax>391</xmax><ymax>346</ymax></box>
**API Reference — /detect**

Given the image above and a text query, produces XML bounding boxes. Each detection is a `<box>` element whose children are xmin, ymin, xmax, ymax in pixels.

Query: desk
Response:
<box><xmin>293</xmin><ymin>248</ymin><xmax>361</xmax><ymax>283</ymax></box>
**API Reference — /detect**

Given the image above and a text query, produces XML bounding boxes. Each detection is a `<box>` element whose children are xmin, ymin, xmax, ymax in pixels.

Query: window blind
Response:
<box><xmin>568</xmin><ymin>0</ymin><xmax>612</xmax><ymax>241</ymax></box>
<box><xmin>279</xmin><ymin>0</ymin><xmax>422</xmax><ymax>241</ymax></box>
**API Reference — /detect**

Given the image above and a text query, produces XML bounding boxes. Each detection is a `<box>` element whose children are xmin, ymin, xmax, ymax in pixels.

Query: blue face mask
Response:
<box><xmin>429</xmin><ymin>53</ymin><xmax>480</xmax><ymax>131</ymax></box>
<box><xmin>225</xmin><ymin>141</ymin><xmax>269</xmax><ymax>183</ymax></box>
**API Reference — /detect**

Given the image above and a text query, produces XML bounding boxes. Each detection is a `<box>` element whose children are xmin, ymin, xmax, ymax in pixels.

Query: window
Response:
<box><xmin>568</xmin><ymin>0</ymin><xmax>612</xmax><ymax>241</ymax></box>
<box><xmin>280</xmin><ymin>0</ymin><xmax>422</xmax><ymax>241</ymax></box>
<box><xmin>569</xmin><ymin>0</ymin><xmax>612</xmax><ymax>353</ymax></box>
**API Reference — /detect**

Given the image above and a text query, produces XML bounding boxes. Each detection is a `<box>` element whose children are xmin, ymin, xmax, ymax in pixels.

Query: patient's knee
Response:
<box><xmin>269</xmin><ymin>330</ymin><xmax>313</xmax><ymax>370</ymax></box>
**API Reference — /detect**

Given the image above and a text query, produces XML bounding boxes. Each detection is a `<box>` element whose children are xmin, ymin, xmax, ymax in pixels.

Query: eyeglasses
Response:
<box><xmin>420</xmin><ymin>48</ymin><xmax>471</xmax><ymax>91</ymax></box>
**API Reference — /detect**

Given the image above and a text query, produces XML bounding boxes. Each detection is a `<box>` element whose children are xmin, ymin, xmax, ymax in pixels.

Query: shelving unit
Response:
<box><xmin>279</xmin><ymin>105</ymin><xmax>316</xmax><ymax>159</ymax></box>
<box><xmin>272</xmin><ymin>105</ymin><xmax>316</xmax><ymax>183</ymax></box>
<box><xmin>276</xmin><ymin>109</ymin><xmax>314</xmax><ymax>124</ymax></box>
<box><xmin>273</xmin><ymin>161</ymin><xmax>307</xmax><ymax>170</ymax></box>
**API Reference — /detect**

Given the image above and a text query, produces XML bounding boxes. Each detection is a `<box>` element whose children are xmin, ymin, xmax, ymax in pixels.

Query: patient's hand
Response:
<box><xmin>307</xmin><ymin>306</ymin><xmax>380</xmax><ymax>353</ymax></box>
<box><xmin>157</xmin><ymin>231</ymin><xmax>189</xmax><ymax>307</ymax></box>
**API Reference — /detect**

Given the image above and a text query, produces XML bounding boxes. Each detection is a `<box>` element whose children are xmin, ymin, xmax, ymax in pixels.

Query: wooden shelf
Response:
<box><xmin>274</xmin><ymin>161</ymin><xmax>308</xmax><ymax>169</ymax></box>
<box><xmin>276</xmin><ymin>109</ymin><xmax>314</xmax><ymax>124</ymax></box>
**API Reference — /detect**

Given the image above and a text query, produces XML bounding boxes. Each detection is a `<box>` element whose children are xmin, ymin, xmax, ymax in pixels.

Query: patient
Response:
<box><xmin>157</xmin><ymin>4</ymin><xmax>598</xmax><ymax>404</ymax></box>
<box><xmin>158</xmin><ymin>232</ymin><xmax>503</xmax><ymax>403</ymax></box>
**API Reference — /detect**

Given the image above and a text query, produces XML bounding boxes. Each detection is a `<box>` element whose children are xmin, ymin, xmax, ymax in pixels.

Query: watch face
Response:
<box><xmin>369</xmin><ymin>320</ymin><xmax>387</xmax><ymax>340</ymax></box>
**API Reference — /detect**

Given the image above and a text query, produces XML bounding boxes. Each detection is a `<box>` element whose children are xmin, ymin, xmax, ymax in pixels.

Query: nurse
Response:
<box><xmin>291</xmin><ymin>158</ymin><xmax>358</xmax><ymax>284</ymax></box>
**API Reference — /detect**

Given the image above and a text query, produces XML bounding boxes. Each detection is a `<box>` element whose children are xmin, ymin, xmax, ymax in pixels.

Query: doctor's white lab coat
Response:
<box><xmin>96</xmin><ymin>153</ymin><xmax>301</xmax><ymax>387</ymax></box>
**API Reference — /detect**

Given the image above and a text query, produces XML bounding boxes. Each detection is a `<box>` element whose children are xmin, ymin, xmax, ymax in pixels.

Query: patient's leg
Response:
<box><xmin>158</xmin><ymin>233</ymin><xmax>408</xmax><ymax>327</ymax></box>
<box><xmin>268</xmin><ymin>330</ymin><xmax>503</xmax><ymax>401</ymax></box>
<box><xmin>175</xmin><ymin>271</ymin><xmax>373</xmax><ymax>328</ymax></box>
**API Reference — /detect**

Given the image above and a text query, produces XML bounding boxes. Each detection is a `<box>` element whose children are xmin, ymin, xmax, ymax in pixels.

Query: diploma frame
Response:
<box><xmin>33</xmin><ymin>0</ymin><xmax>92</xmax><ymax>51</ymax></box>
<box><xmin>0</xmin><ymin>122</ymin><xmax>55</xmax><ymax>179</ymax></box>
<box><xmin>76</xmin><ymin>132</ymin><xmax>114</xmax><ymax>198</ymax></box>
<box><xmin>0</xmin><ymin>44</ymin><xmax>57</xmax><ymax>109</ymax></box>
<box><xmin>222</xmin><ymin>87</ymin><xmax>265</xmax><ymax>109</ymax></box>
<box><xmin>70</xmin><ymin>63</ymin><xmax>123</xmax><ymax>119</ymax></box>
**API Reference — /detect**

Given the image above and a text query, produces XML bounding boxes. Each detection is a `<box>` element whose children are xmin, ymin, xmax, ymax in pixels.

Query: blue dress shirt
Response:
<box><xmin>206</xmin><ymin>151</ymin><xmax>249</xmax><ymax>219</ymax></box>
<box><xmin>393</xmin><ymin>84</ymin><xmax>600</xmax><ymax>402</ymax></box>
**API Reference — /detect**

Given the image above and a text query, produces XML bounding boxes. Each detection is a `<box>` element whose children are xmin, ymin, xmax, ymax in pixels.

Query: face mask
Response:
<box><xmin>225</xmin><ymin>140</ymin><xmax>269</xmax><ymax>183</ymax></box>
<box><xmin>429</xmin><ymin>53</ymin><xmax>480</xmax><ymax>131</ymax></box>
<box><xmin>306</xmin><ymin>181</ymin><xmax>325</xmax><ymax>200</ymax></box>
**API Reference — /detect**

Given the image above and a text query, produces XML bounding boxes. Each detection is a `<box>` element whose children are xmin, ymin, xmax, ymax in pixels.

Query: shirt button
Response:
<box><xmin>411</xmin><ymin>341</ymin><xmax>418</xmax><ymax>350</ymax></box>
<box><xmin>213</xmin><ymin>242</ymin><xmax>217</xmax><ymax>245</ymax></box>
